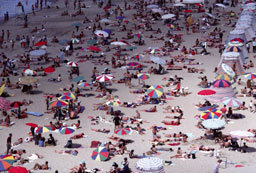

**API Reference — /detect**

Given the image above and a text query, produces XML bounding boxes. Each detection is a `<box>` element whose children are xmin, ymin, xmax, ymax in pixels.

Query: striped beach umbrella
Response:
<box><xmin>114</xmin><ymin>127</ymin><xmax>132</xmax><ymax>135</ymax></box>
<box><xmin>63</xmin><ymin>92</ymin><xmax>76</xmax><ymax>99</ymax></box>
<box><xmin>215</xmin><ymin>74</ymin><xmax>232</xmax><ymax>81</ymax></box>
<box><xmin>201</xmin><ymin>110</ymin><xmax>222</xmax><ymax>120</ymax></box>
<box><xmin>212</xmin><ymin>79</ymin><xmax>231</xmax><ymax>88</ymax></box>
<box><xmin>243</xmin><ymin>72</ymin><xmax>256</xmax><ymax>80</ymax></box>
<box><xmin>132</xmin><ymin>54</ymin><xmax>144</xmax><ymax>60</ymax></box>
<box><xmin>96</xmin><ymin>74</ymin><xmax>114</xmax><ymax>82</ymax></box>
<box><xmin>146</xmin><ymin>85</ymin><xmax>164</xmax><ymax>98</ymax></box>
<box><xmin>67</xmin><ymin>61</ymin><xmax>78</xmax><ymax>67</ymax></box>
<box><xmin>106</xmin><ymin>99</ymin><xmax>121</xmax><ymax>107</ymax></box>
<box><xmin>91</xmin><ymin>147</ymin><xmax>109</xmax><ymax>161</ymax></box>
<box><xmin>221</xmin><ymin>97</ymin><xmax>242</xmax><ymax>107</ymax></box>
<box><xmin>78</xmin><ymin>82</ymin><xmax>91</xmax><ymax>87</ymax></box>
<box><xmin>0</xmin><ymin>155</ymin><xmax>14</xmax><ymax>171</ymax></box>
<box><xmin>227</xmin><ymin>46</ymin><xmax>241</xmax><ymax>52</ymax></box>
<box><xmin>50</xmin><ymin>99</ymin><xmax>68</xmax><ymax>108</ymax></box>
<box><xmin>231</xmin><ymin>38</ymin><xmax>244</xmax><ymax>43</ymax></box>
<box><xmin>58</xmin><ymin>95</ymin><xmax>72</xmax><ymax>101</ymax></box>
<box><xmin>35</xmin><ymin>126</ymin><xmax>52</xmax><ymax>134</ymax></box>
<box><xmin>59</xmin><ymin>126</ymin><xmax>75</xmax><ymax>135</ymax></box>
<box><xmin>135</xmin><ymin>157</ymin><xmax>164</xmax><ymax>173</ymax></box>
<box><xmin>202</xmin><ymin>119</ymin><xmax>226</xmax><ymax>130</ymax></box>
<box><xmin>150</xmin><ymin>48</ymin><xmax>161</xmax><ymax>54</ymax></box>
<box><xmin>137</xmin><ymin>73</ymin><xmax>150</xmax><ymax>80</ymax></box>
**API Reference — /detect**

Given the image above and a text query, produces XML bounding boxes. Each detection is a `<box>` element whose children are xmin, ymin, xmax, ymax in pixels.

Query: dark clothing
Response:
<box><xmin>113</xmin><ymin>116</ymin><xmax>121</xmax><ymax>125</ymax></box>
<box><xmin>6</xmin><ymin>136</ymin><xmax>11</xmax><ymax>154</ymax></box>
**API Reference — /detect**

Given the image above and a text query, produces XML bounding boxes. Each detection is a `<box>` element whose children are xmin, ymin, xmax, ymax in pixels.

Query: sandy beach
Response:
<box><xmin>1</xmin><ymin>0</ymin><xmax>256</xmax><ymax>172</ymax></box>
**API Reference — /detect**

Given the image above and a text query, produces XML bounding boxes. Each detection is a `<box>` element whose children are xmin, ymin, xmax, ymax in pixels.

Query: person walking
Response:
<box><xmin>6</xmin><ymin>133</ymin><xmax>12</xmax><ymax>154</ymax></box>
<box><xmin>213</xmin><ymin>159</ymin><xmax>222</xmax><ymax>173</ymax></box>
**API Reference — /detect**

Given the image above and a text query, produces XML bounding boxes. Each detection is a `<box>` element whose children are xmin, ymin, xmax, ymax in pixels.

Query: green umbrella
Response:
<box><xmin>87</xmin><ymin>39</ymin><xmax>97</xmax><ymax>45</ymax></box>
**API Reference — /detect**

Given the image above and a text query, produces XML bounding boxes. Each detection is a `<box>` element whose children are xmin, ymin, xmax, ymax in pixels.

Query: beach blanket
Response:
<box><xmin>90</xmin><ymin>141</ymin><xmax>101</xmax><ymax>148</ymax></box>
<box><xmin>163</xmin><ymin>122</ymin><xmax>180</xmax><ymax>126</ymax></box>
<box><xmin>26</xmin><ymin>112</ymin><xmax>44</xmax><ymax>117</ymax></box>
<box><xmin>168</xmin><ymin>142</ymin><xmax>180</xmax><ymax>146</ymax></box>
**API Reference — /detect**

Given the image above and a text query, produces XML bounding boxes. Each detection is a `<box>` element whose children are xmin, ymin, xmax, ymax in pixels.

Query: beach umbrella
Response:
<box><xmin>59</xmin><ymin>126</ymin><xmax>75</xmax><ymax>135</ymax></box>
<box><xmin>72</xmin><ymin>76</ymin><xmax>84</xmax><ymax>83</ymax></box>
<box><xmin>0</xmin><ymin>84</ymin><xmax>5</xmax><ymax>96</ymax></box>
<box><xmin>44</xmin><ymin>67</ymin><xmax>55</xmax><ymax>73</ymax></box>
<box><xmin>0</xmin><ymin>97</ymin><xmax>11</xmax><ymax>111</ymax></box>
<box><xmin>135</xmin><ymin>33</ymin><xmax>144</xmax><ymax>38</ymax></box>
<box><xmin>29</xmin><ymin>49</ymin><xmax>46</xmax><ymax>56</ymax></box>
<box><xmin>150</xmin><ymin>48</ymin><xmax>161</xmax><ymax>54</ymax></box>
<box><xmin>230</xmin><ymin>130</ymin><xmax>254</xmax><ymax>138</ymax></box>
<box><xmin>198</xmin><ymin>106</ymin><xmax>217</xmax><ymax>112</ymax></box>
<box><xmin>72</xmin><ymin>22</ymin><xmax>83</xmax><ymax>27</ymax></box>
<box><xmin>227</xmin><ymin>46</ymin><xmax>241</xmax><ymax>52</ymax></box>
<box><xmin>24</xmin><ymin>69</ymin><xmax>36</xmax><ymax>76</ymax></box>
<box><xmin>103</xmin><ymin>29</ymin><xmax>112</xmax><ymax>35</ymax></box>
<box><xmin>116</xmin><ymin>16</ymin><xmax>125</xmax><ymax>20</ymax></box>
<box><xmin>212</xmin><ymin>79</ymin><xmax>231</xmax><ymax>88</ymax></box>
<box><xmin>221</xmin><ymin>97</ymin><xmax>242</xmax><ymax>107</ymax></box>
<box><xmin>10</xmin><ymin>101</ymin><xmax>23</xmax><ymax>108</ymax></box>
<box><xmin>106</xmin><ymin>99</ymin><xmax>121</xmax><ymax>107</ymax></box>
<box><xmin>135</xmin><ymin>157</ymin><xmax>164</xmax><ymax>173</ymax></box>
<box><xmin>63</xmin><ymin>92</ymin><xmax>76</xmax><ymax>99</ymax></box>
<box><xmin>87</xmin><ymin>46</ymin><xmax>101</xmax><ymax>52</ymax></box>
<box><xmin>34</xmin><ymin>41</ymin><xmax>47</xmax><ymax>47</ymax></box>
<box><xmin>58</xmin><ymin>95</ymin><xmax>72</xmax><ymax>101</ymax></box>
<box><xmin>202</xmin><ymin>119</ymin><xmax>226</xmax><ymax>130</ymax></box>
<box><xmin>91</xmin><ymin>146</ymin><xmax>109</xmax><ymax>161</ymax></box>
<box><xmin>87</xmin><ymin>39</ymin><xmax>97</xmax><ymax>45</ymax></box>
<box><xmin>78</xmin><ymin>82</ymin><xmax>91</xmax><ymax>87</ymax></box>
<box><xmin>111</xmin><ymin>41</ymin><xmax>127</xmax><ymax>46</ymax></box>
<box><xmin>147</xmin><ymin>4</ymin><xmax>159</xmax><ymax>9</ymax></box>
<box><xmin>184</xmin><ymin>10</ymin><xmax>192</xmax><ymax>13</ymax></box>
<box><xmin>58</xmin><ymin>39</ymin><xmax>68</xmax><ymax>45</ymax></box>
<box><xmin>195</xmin><ymin>3</ymin><xmax>203</xmax><ymax>7</ymax></box>
<box><xmin>0</xmin><ymin>155</ymin><xmax>14</xmax><ymax>171</ymax></box>
<box><xmin>197</xmin><ymin>89</ymin><xmax>216</xmax><ymax>96</ymax></box>
<box><xmin>50</xmin><ymin>99</ymin><xmax>68</xmax><ymax>108</ymax></box>
<box><xmin>25</xmin><ymin>123</ymin><xmax>38</xmax><ymax>128</ymax></box>
<box><xmin>19</xmin><ymin>76</ymin><xmax>38</xmax><ymax>85</ymax></box>
<box><xmin>123</xmin><ymin>20</ymin><xmax>129</xmax><ymax>24</ymax></box>
<box><xmin>152</xmin><ymin>8</ymin><xmax>163</xmax><ymax>13</ymax></box>
<box><xmin>243</xmin><ymin>72</ymin><xmax>256</xmax><ymax>80</ymax></box>
<box><xmin>8</xmin><ymin>166</ymin><xmax>29</xmax><ymax>173</ymax></box>
<box><xmin>96</xmin><ymin>74</ymin><xmax>114</xmax><ymax>82</ymax></box>
<box><xmin>146</xmin><ymin>85</ymin><xmax>164</xmax><ymax>98</ymax></box>
<box><xmin>161</xmin><ymin>14</ymin><xmax>175</xmax><ymax>19</ymax></box>
<box><xmin>94</xmin><ymin>30</ymin><xmax>109</xmax><ymax>37</ymax></box>
<box><xmin>67</xmin><ymin>61</ymin><xmax>78</xmax><ymax>67</ymax></box>
<box><xmin>71</xmin><ymin>38</ymin><xmax>80</xmax><ymax>44</ymax></box>
<box><xmin>216</xmin><ymin>3</ymin><xmax>227</xmax><ymax>8</ymax></box>
<box><xmin>231</xmin><ymin>38</ymin><xmax>244</xmax><ymax>43</ymax></box>
<box><xmin>173</xmin><ymin>3</ymin><xmax>185</xmax><ymax>7</ymax></box>
<box><xmin>35</xmin><ymin>126</ymin><xmax>52</xmax><ymax>134</ymax></box>
<box><xmin>131</xmin><ymin>54</ymin><xmax>144</xmax><ymax>60</ymax></box>
<box><xmin>150</xmin><ymin>56</ymin><xmax>166</xmax><ymax>65</ymax></box>
<box><xmin>215</xmin><ymin>74</ymin><xmax>232</xmax><ymax>81</ymax></box>
<box><xmin>114</xmin><ymin>127</ymin><xmax>132</xmax><ymax>135</ymax></box>
<box><xmin>41</xmin><ymin>45</ymin><xmax>47</xmax><ymax>49</ymax></box>
<box><xmin>138</xmin><ymin>73</ymin><xmax>150</xmax><ymax>80</ymax></box>
<box><xmin>201</xmin><ymin>110</ymin><xmax>222</xmax><ymax>120</ymax></box>
<box><xmin>127</xmin><ymin>62</ymin><xmax>140</xmax><ymax>67</ymax></box>
<box><xmin>221</xmin><ymin>64</ymin><xmax>235</xmax><ymax>77</ymax></box>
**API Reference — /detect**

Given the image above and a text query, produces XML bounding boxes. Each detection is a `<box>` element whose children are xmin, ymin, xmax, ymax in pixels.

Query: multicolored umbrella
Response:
<box><xmin>212</xmin><ymin>79</ymin><xmax>231</xmax><ymax>88</ymax></box>
<box><xmin>146</xmin><ymin>85</ymin><xmax>164</xmax><ymax>98</ymax></box>
<box><xmin>8</xmin><ymin>166</ymin><xmax>29</xmax><ymax>173</ymax></box>
<box><xmin>25</xmin><ymin>123</ymin><xmax>38</xmax><ymax>128</ymax></box>
<box><xmin>87</xmin><ymin>46</ymin><xmax>102</xmax><ymax>52</ymax></box>
<box><xmin>67</xmin><ymin>61</ymin><xmax>78</xmax><ymax>67</ymax></box>
<box><xmin>243</xmin><ymin>72</ymin><xmax>256</xmax><ymax>80</ymax></box>
<box><xmin>35</xmin><ymin>126</ymin><xmax>52</xmax><ymax>134</ymax></box>
<box><xmin>114</xmin><ymin>127</ymin><xmax>132</xmax><ymax>135</ymax></box>
<box><xmin>201</xmin><ymin>110</ymin><xmax>222</xmax><ymax>120</ymax></box>
<box><xmin>231</xmin><ymin>38</ymin><xmax>244</xmax><ymax>43</ymax></box>
<box><xmin>198</xmin><ymin>106</ymin><xmax>217</xmax><ymax>112</ymax></box>
<box><xmin>0</xmin><ymin>155</ymin><xmax>14</xmax><ymax>171</ymax></box>
<box><xmin>63</xmin><ymin>92</ymin><xmax>76</xmax><ymax>99</ymax></box>
<box><xmin>106</xmin><ymin>99</ymin><xmax>121</xmax><ymax>107</ymax></box>
<box><xmin>150</xmin><ymin>48</ymin><xmax>160</xmax><ymax>54</ymax></box>
<box><xmin>58</xmin><ymin>95</ymin><xmax>72</xmax><ymax>101</ymax></box>
<box><xmin>202</xmin><ymin>119</ymin><xmax>226</xmax><ymax>130</ymax></box>
<box><xmin>135</xmin><ymin>33</ymin><xmax>144</xmax><ymax>38</ymax></box>
<box><xmin>44</xmin><ymin>67</ymin><xmax>55</xmax><ymax>73</ymax></box>
<box><xmin>34</xmin><ymin>41</ymin><xmax>47</xmax><ymax>47</ymax></box>
<box><xmin>10</xmin><ymin>101</ymin><xmax>23</xmax><ymax>108</ymax></box>
<box><xmin>94</xmin><ymin>30</ymin><xmax>109</xmax><ymax>37</ymax></box>
<box><xmin>215</xmin><ymin>74</ymin><xmax>232</xmax><ymax>81</ymax></box>
<box><xmin>59</xmin><ymin>126</ymin><xmax>75</xmax><ymax>135</ymax></box>
<box><xmin>137</xmin><ymin>73</ymin><xmax>150</xmax><ymax>80</ymax></box>
<box><xmin>197</xmin><ymin>89</ymin><xmax>216</xmax><ymax>96</ymax></box>
<box><xmin>78</xmin><ymin>82</ymin><xmax>91</xmax><ymax>87</ymax></box>
<box><xmin>91</xmin><ymin>147</ymin><xmax>109</xmax><ymax>161</ymax></box>
<box><xmin>221</xmin><ymin>97</ymin><xmax>242</xmax><ymax>107</ymax></box>
<box><xmin>227</xmin><ymin>46</ymin><xmax>241</xmax><ymax>52</ymax></box>
<box><xmin>127</xmin><ymin>62</ymin><xmax>140</xmax><ymax>67</ymax></box>
<box><xmin>131</xmin><ymin>54</ymin><xmax>144</xmax><ymax>60</ymax></box>
<box><xmin>50</xmin><ymin>99</ymin><xmax>68</xmax><ymax>107</ymax></box>
<box><xmin>96</xmin><ymin>74</ymin><xmax>114</xmax><ymax>82</ymax></box>
<box><xmin>0</xmin><ymin>97</ymin><xmax>11</xmax><ymax>111</ymax></box>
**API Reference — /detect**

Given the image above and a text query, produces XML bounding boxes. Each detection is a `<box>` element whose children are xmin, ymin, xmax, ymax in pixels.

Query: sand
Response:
<box><xmin>0</xmin><ymin>0</ymin><xmax>256</xmax><ymax>172</ymax></box>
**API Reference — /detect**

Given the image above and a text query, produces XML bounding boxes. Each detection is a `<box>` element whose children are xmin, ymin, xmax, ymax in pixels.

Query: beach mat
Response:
<box><xmin>26</xmin><ymin>112</ymin><xmax>44</xmax><ymax>117</ymax></box>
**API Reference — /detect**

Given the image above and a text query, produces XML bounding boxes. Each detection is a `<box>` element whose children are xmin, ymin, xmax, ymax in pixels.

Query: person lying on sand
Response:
<box><xmin>161</xmin><ymin>119</ymin><xmax>181</xmax><ymax>125</ymax></box>
<box><xmin>91</xmin><ymin>128</ymin><xmax>110</xmax><ymax>133</ymax></box>
<box><xmin>70</xmin><ymin>133</ymin><xmax>86</xmax><ymax>139</ymax></box>
<box><xmin>189</xmin><ymin>145</ymin><xmax>215</xmax><ymax>151</ymax></box>
<box><xmin>164</xmin><ymin>132</ymin><xmax>184</xmax><ymax>138</ymax></box>
<box><xmin>164</xmin><ymin>112</ymin><xmax>183</xmax><ymax>119</ymax></box>
<box><xmin>33</xmin><ymin>161</ymin><xmax>49</xmax><ymax>170</ymax></box>
<box><xmin>141</xmin><ymin>105</ymin><xmax>157</xmax><ymax>112</ymax></box>
<box><xmin>55</xmin><ymin>150</ymin><xmax>78</xmax><ymax>155</ymax></box>
<box><xmin>129</xmin><ymin>88</ymin><xmax>146</xmax><ymax>94</ymax></box>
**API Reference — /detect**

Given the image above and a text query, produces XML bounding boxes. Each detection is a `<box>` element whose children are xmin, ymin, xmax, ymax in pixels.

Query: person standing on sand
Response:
<box><xmin>213</xmin><ymin>159</ymin><xmax>222</xmax><ymax>173</ymax></box>
<box><xmin>6</xmin><ymin>133</ymin><xmax>12</xmax><ymax>154</ymax></box>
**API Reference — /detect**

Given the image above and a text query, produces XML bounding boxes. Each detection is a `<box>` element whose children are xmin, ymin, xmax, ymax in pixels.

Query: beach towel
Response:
<box><xmin>26</xmin><ymin>112</ymin><xmax>43</xmax><ymax>117</ymax></box>
<box><xmin>168</xmin><ymin>143</ymin><xmax>180</xmax><ymax>146</ymax></box>
<box><xmin>163</xmin><ymin>122</ymin><xmax>180</xmax><ymax>126</ymax></box>
<box><xmin>235</xmin><ymin>165</ymin><xmax>244</xmax><ymax>168</ymax></box>
<box><xmin>90</xmin><ymin>141</ymin><xmax>101</xmax><ymax>148</ymax></box>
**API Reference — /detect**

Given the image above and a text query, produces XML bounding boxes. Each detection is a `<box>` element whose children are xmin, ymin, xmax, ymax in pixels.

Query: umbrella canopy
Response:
<box><xmin>96</xmin><ymin>74</ymin><xmax>114</xmax><ymax>82</ymax></box>
<box><xmin>231</xmin><ymin>38</ymin><xmax>244</xmax><ymax>43</ymax></box>
<box><xmin>87</xmin><ymin>39</ymin><xmax>97</xmax><ymax>45</ymax></box>
<box><xmin>58</xmin><ymin>39</ymin><xmax>69</xmax><ymax>45</ymax></box>
<box><xmin>29</xmin><ymin>49</ymin><xmax>46</xmax><ymax>56</ymax></box>
<box><xmin>230</xmin><ymin>130</ymin><xmax>254</xmax><ymax>138</ymax></box>
<box><xmin>0</xmin><ymin>97</ymin><xmax>11</xmax><ymax>111</ymax></box>
<box><xmin>227</xmin><ymin>46</ymin><xmax>241</xmax><ymax>52</ymax></box>
<box><xmin>87</xmin><ymin>46</ymin><xmax>101</xmax><ymax>52</ymax></box>
<box><xmin>152</xmin><ymin>8</ymin><xmax>163</xmax><ymax>13</ymax></box>
<box><xmin>59</xmin><ymin>126</ymin><xmax>75</xmax><ymax>135</ymax></box>
<box><xmin>58</xmin><ymin>95</ymin><xmax>72</xmax><ymax>101</ymax></box>
<box><xmin>81</xmin><ymin>48</ymin><xmax>87</xmax><ymax>52</ymax></box>
<box><xmin>99</xmin><ymin>19</ymin><xmax>114</xmax><ymax>23</ymax></box>
<box><xmin>201</xmin><ymin>110</ymin><xmax>222</xmax><ymax>120</ymax></box>
<box><xmin>221</xmin><ymin>63</ymin><xmax>235</xmax><ymax>77</ymax></box>
<box><xmin>72</xmin><ymin>76</ymin><xmax>84</xmax><ymax>83</ymax></box>
<box><xmin>184</xmin><ymin>9</ymin><xmax>192</xmax><ymax>13</ymax></box>
<box><xmin>50</xmin><ymin>99</ymin><xmax>68</xmax><ymax>108</ymax></box>
<box><xmin>94</xmin><ymin>30</ymin><xmax>109</xmax><ymax>37</ymax></box>
<box><xmin>147</xmin><ymin>4</ymin><xmax>159</xmax><ymax>8</ymax></box>
<box><xmin>114</xmin><ymin>127</ymin><xmax>132</xmax><ymax>135</ymax></box>
<box><xmin>150</xmin><ymin>56</ymin><xmax>166</xmax><ymax>65</ymax></box>
<box><xmin>44</xmin><ymin>67</ymin><xmax>55</xmax><ymax>73</ymax></box>
<box><xmin>198</xmin><ymin>106</ymin><xmax>217</xmax><ymax>112</ymax></box>
<box><xmin>91</xmin><ymin>147</ymin><xmax>109</xmax><ymax>161</ymax></box>
<box><xmin>135</xmin><ymin>157</ymin><xmax>164</xmax><ymax>173</ymax></box>
<box><xmin>106</xmin><ymin>99</ymin><xmax>121</xmax><ymax>107</ymax></box>
<box><xmin>146</xmin><ymin>85</ymin><xmax>164</xmax><ymax>98</ymax></box>
<box><xmin>24</xmin><ymin>69</ymin><xmax>36</xmax><ymax>76</ymax></box>
<box><xmin>63</xmin><ymin>92</ymin><xmax>76</xmax><ymax>99</ymax></box>
<box><xmin>10</xmin><ymin>101</ymin><xmax>23</xmax><ymax>108</ymax></box>
<box><xmin>72</xmin><ymin>22</ymin><xmax>83</xmax><ymax>27</ymax></box>
<box><xmin>35</xmin><ymin>126</ymin><xmax>52</xmax><ymax>134</ymax></box>
<box><xmin>0</xmin><ymin>155</ymin><xmax>14</xmax><ymax>171</ymax></box>
<box><xmin>138</xmin><ymin>73</ymin><xmax>150</xmax><ymax>80</ymax></box>
<box><xmin>150</xmin><ymin>48</ymin><xmax>161</xmax><ymax>54</ymax></box>
<box><xmin>8</xmin><ymin>166</ymin><xmax>29</xmax><ymax>173</ymax></box>
<box><xmin>34</xmin><ymin>41</ymin><xmax>47</xmax><ymax>47</ymax></box>
<box><xmin>78</xmin><ymin>82</ymin><xmax>91</xmax><ymax>87</ymax></box>
<box><xmin>111</xmin><ymin>41</ymin><xmax>127</xmax><ymax>46</ymax></box>
<box><xmin>25</xmin><ymin>123</ymin><xmax>38</xmax><ymax>128</ymax></box>
<box><xmin>131</xmin><ymin>54</ymin><xmax>144</xmax><ymax>60</ymax></box>
<box><xmin>103</xmin><ymin>29</ymin><xmax>112</xmax><ymax>34</ymax></box>
<box><xmin>212</xmin><ymin>79</ymin><xmax>231</xmax><ymax>88</ymax></box>
<box><xmin>221</xmin><ymin>97</ymin><xmax>242</xmax><ymax>107</ymax></box>
<box><xmin>216</xmin><ymin>3</ymin><xmax>227</xmax><ymax>8</ymax></box>
<box><xmin>215</xmin><ymin>74</ymin><xmax>232</xmax><ymax>81</ymax></box>
<box><xmin>197</xmin><ymin>89</ymin><xmax>216</xmax><ymax>96</ymax></box>
<box><xmin>127</xmin><ymin>62</ymin><xmax>140</xmax><ymax>67</ymax></box>
<box><xmin>173</xmin><ymin>3</ymin><xmax>185</xmax><ymax>7</ymax></box>
<box><xmin>161</xmin><ymin>14</ymin><xmax>175</xmax><ymax>19</ymax></box>
<box><xmin>67</xmin><ymin>61</ymin><xmax>78</xmax><ymax>67</ymax></box>
<box><xmin>202</xmin><ymin>119</ymin><xmax>226</xmax><ymax>130</ymax></box>
<box><xmin>243</xmin><ymin>72</ymin><xmax>256</xmax><ymax>80</ymax></box>
<box><xmin>19</xmin><ymin>76</ymin><xmax>38</xmax><ymax>85</ymax></box>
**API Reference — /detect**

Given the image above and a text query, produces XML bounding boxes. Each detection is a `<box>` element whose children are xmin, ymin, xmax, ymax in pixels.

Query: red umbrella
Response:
<box><xmin>44</xmin><ymin>67</ymin><xmax>55</xmax><ymax>73</ymax></box>
<box><xmin>87</xmin><ymin>46</ymin><xmax>101</xmax><ymax>52</ymax></box>
<box><xmin>34</xmin><ymin>41</ymin><xmax>47</xmax><ymax>47</ymax></box>
<box><xmin>184</xmin><ymin>10</ymin><xmax>192</xmax><ymax>13</ymax></box>
<box><xmin>103</xmin><ymin>5</ymin><xmax>111</xmax><ymax>10</ymax></box>
<box><xmin>197</xmin><ymin>90</ymin><xmax>216</xmax><ymax>96</ymax></box>
<box><xmin>8</xmin><ymin>166</ymin><xmax>29</xmax><ymax>173</ymax></box>
<box><xmin>10</xmin><ymin>101</ymin><xmax>23</xmax><ymax>108</ymax></box>
<box><xmin>195</xmin><ymin>3</ymin><xmax>202</xmax><ymax>7</ymax></box>
<box><xmin>25</xmin><ymin>123</ymin><xmax>38</xmax><ymax>128</ymax></box>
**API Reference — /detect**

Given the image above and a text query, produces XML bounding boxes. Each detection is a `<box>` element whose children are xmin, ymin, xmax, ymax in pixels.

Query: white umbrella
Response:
<box><xmin>147</xmin><ymin>4</ymin><xmax>159</xmax><ymax>9</ymax></box>
<box><xmin>230</xmin><ymin>130</ymin><xmax>254</xmax><ymax>138</ymax></box>
<box><xmin>24</xmin><ymin>69</ymin><xmax>36</xmax><ymax>76</ymax></box>
<box><xmin>150</xmin><ymin>56</ymin><xmax>166</xmax><ymax>65</ymax></box>
<box><xmin>202</xmin><ymin>119</ymin><xmax>226</xmax><ymax>130</ymax></box>
<box><xmin>152</xmin><ymin>8</ymin><xmax>163</xmax><ymax>13</ymax></box>
<box><xmin>161</xmin><ymin>14</ymin><xmax>175</xmax><ymax>19</ymax></box>
<box><xmin>216</xmin><ymin>3</ymin><xmax>227</xmax><ymax>8</ymax></box>
<box><xmin>173</xmin><ymin>3</ymin><xmax>185</xmax><ymax>7</ymax></box>
<box><xmin>67</xmin><ymin>61</ymin><xmax>78</xmax><ymax>67</ymax></box>
<box><xmin>71</xmin><ymin>38</ymin><xmax>80</xmax><ymax>44</ymax></box>
<box><xmin>221</xmin><ymin>63</ymin><xmax>235</xmax><ymax>77</ymax></box>
<box><xmin>94</xmin><ymin>30</ymin><xmax>109</xmax><ymax>37</ymax></box>
<box><xmin>40</xmin><ymin>45</ymin><xmax>47</xmax><ymax>49</ymax></box>
<box><xmin>135</xmin><ymin>157</ymin><xmax>164</xmax><ymax>173</ymax></box>
<box><xmin>29</xmin><ymin>49</ymin><xmax>46</xmax><ymax>56</ymax></box>
<box><xmin>110</xmin><ymin>41</ymin><xmax>127</xmax><ymax>46</ymax></box>
<box><xmin>65</xmin><ymin>45</ymin><xmax>70</xmax><ymax>51</ymax></box>
<box><xmin>205</xmin><ymin>12</ymin><xmax>217</xmax><ymax>19</ymax></box>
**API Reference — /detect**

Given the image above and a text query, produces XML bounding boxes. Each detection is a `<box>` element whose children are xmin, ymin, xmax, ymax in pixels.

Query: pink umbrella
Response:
<box><xmin>0</xmin><ymin>97</ymin><xmax>11</xmax><ymax>111</ymax></box>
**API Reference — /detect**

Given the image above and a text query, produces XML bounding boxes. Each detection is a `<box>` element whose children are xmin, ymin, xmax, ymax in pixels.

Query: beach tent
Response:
<box><xmin>205</xmin><ymin>86</ymin><xmax>236</xmax><ymax>103</ymax></box>
<box><xmin>226</xmin><ymin>30</ymin><xmax>247</xmax><ymax>44</ymax></box>
<box><xmin>134</xmin><ymin>157</ymin><xmax>165</xmax><ymax>173</ymax></box>
<box><xmin>217</xmin><ymin>52</ymin><xmax>245</xmax><ymax>76</ymax></box>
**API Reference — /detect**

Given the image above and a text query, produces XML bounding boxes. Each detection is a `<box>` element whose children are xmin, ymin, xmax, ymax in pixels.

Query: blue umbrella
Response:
<box><xmin>59</xmin><ymin>39</ymin><xmax>69</xmax><ymax>45</ymax></box>
<box><xmin>104</xmin><ymin>29</ymin><xmax>112</xmax><ymax>34</ymax></box>
<box><xmin>116</xmin><ymin>16</ymin><xmax>125</xmax><ymax>20</ymax></box>
<box><xmin>72</xmin><ymin>76</ymin><xmax>84</xmax><ymax>83</ymax></box>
